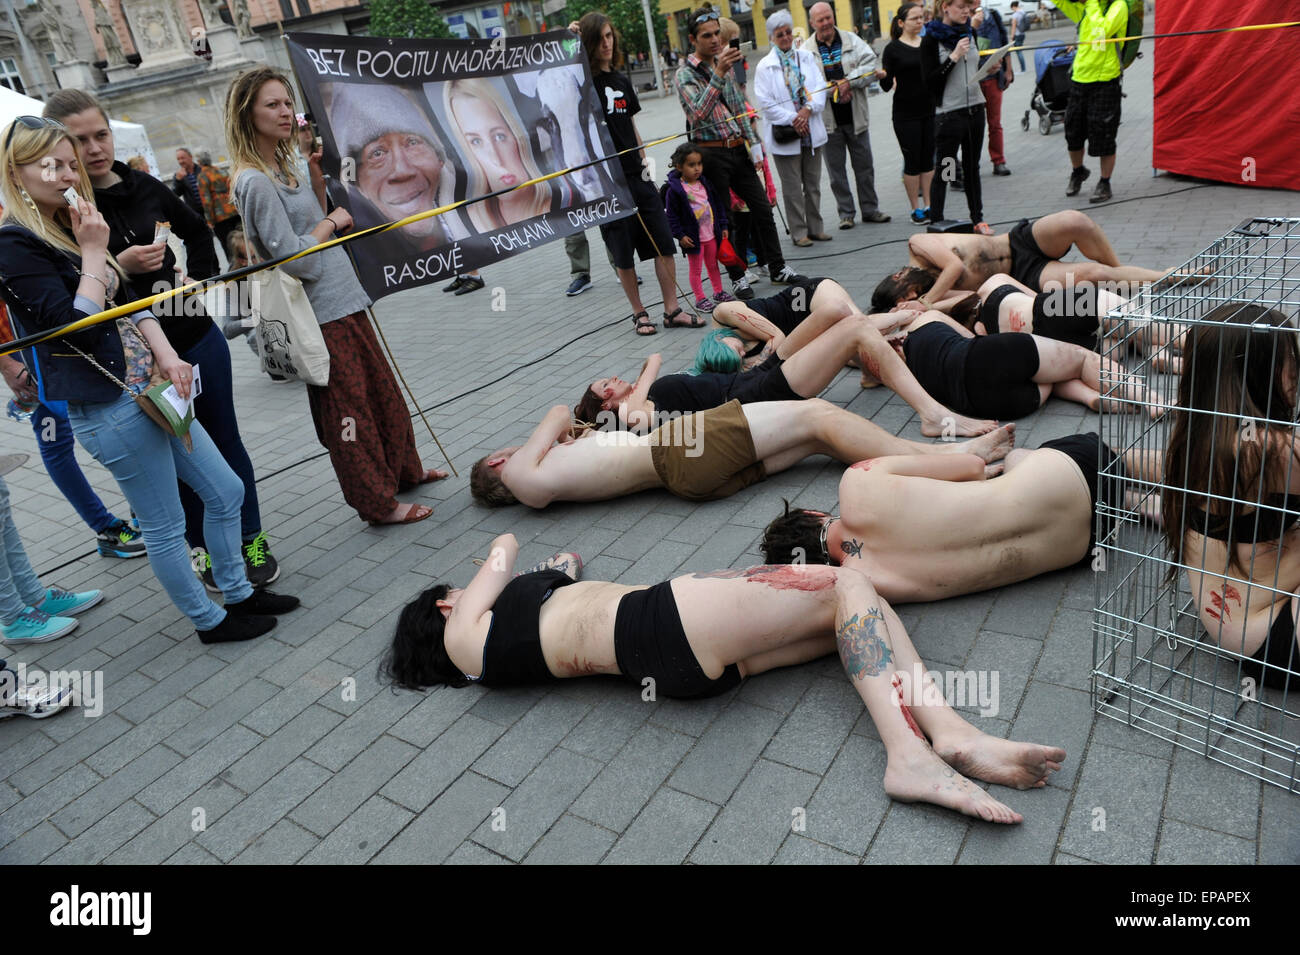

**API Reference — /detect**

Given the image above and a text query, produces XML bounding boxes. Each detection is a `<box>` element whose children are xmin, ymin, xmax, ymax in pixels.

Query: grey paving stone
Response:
<box><xmin>239</xmin><ymin>663</ymin><xmax>351</xmax><ymax>737</ymax></box>
<box><xmin>1054</xmin><ymin>852</ymin><xmax>1099</xmax><ymax>864</ymax></box>
<box><xmin>559</xmin><ymin>693</ymin><xmax>654</xmax><ymax>762</ymax></box>
<box><xmin>116</xmin><ymin>655</ymin><xmax>226</xmax><ymax>725</ymax></box>
<box><xmin>602</xmin><ymin>787</ymin><xmax>719</xmax><ymax>865</ymax></box>
<box><xmin>690</xmin><ymin>758</ymin><xmax>821</xmax><ymax>864</ymax></box>
<box><xmin>85</xmin><ymin>698</ymin><xmax>204</xmax><ymax>778</ymax></box>
<box><xmin>467</xmin><ymin>685</ymin><xmax>547</xmax><ymax>727</ymax></box>
<box><xmin>136</xmin><ymin>724</ymin><xmax>262</xmax><ymax>815</ymax></box>
<box><xmin>738</xmin><ymin>665</ymin><xmax>817</xmax><ymax>715</ymax></box>
<box><xmin>382</xmin><ymin>713</ymin><xmax>504</xmax><ymax>812</ymax></box>
<box><xmin>570</xmin><ymin>722</ymin><xmax>694</xmax><ymax>832</ymax></box>
<box><xmin>0</xmin><ymin>725</ymin><xmax>57</xmax><ymax>778</ymax></box>
<box><xmin>1089</xmin><ymin>713</ymin><xmax>1176</xmax><ymax>760</ymax></box>
<box><xmin>1059</xmin><ymin>742</ymin><xmax>1171</xmax><ymax>865</ymax></box>
<box><xmin>962</xmin><ymin>629</ymin><xmax>1042</xmax><ymax>722</ymax></box>
<box><xmin>802</xmin><ymin>733</ymin><xmax>890</xmax><ymax>856</ymax></box>
<box><xmin>522</xmin><ymin>813</ymin><xmax>616</xmax><ymax>865</ymax></box>
<box><xmin>1163</xmin><ymin>747</ymin><xmax>1261</xmax><ymax>840</ymax></box>
<box><xmin>1155</xmin><ymin>819</ymin><xmax>1256</xmax><ymax>865</ymax></box>
<box><xmin>648</xmin><ymin>692</ymin><xmax>730</xmax><ymax>738</ymax></box>
<box><xmin>386</xmin><ymin>683</ymin><xmax>487</xmax><ymax>748</ymax></box>
<box><xmin>763</xmin><ymin>677</ymin><xmax>862</xmax><ymax>775</ymax></box>
<box><xmin>222</xmin><ymin>704</ymin><xmax>343</xmax><ymax>795</ymax></box>
<box><xmin>231</xmin><ymin>818</ymin><xmax>319</xmax><ymax>864</ymax></box>
<box><xmin>906</xmin><ymin>593</ymin><xmax>992</xmax><ymax>668</ymax></box>
<box><xmin>1259</xmin><ymin>783</ymin><xmax>1300</xmax><ymax>864</ymax></box>
<box><xmin>257</xmin><ymin>622</ymin><xmax>360</xmax><ymax>689</ymax></box>
<box><xmin>864</xmin><ymin>803</ymin><xmax>970</xmax><ymax>864</ymax></box>
<box><xmin>1034</xmin><ymin>608</ymin><xmax>1094</xmax><ymax>692</ymax></box>
<box><xmin>668</xmin><ymin>701</ymin><xmax>782</xmax><ymax>804</ymax></box>
<box><xmin>0</xmin><ymin>820</ymin><xmax>67</xmax><ymax>864</ymax></box>
<box><xmin>7</xmin><ymin>713</ymin><xmax>132</xmax><ymax>795</ymax></box>
<box><xmin>300</xmin><ymin>795</ymin><xmax>415</xmax><ymax>865</ymax></box>
<box><xmin>0</xmin><ymin>762</ymin><xmax>101</xmax><ymax>849</ymax></box>
<box><xmin>373</xmin><ymin>772</ymin><xmax>508</xmax><ymax>865</ymax></box>
<box><xmin>46</xmin><ymin>800</ymin><xmax>156</xmax><ymax>864</ymax></box>
<box><xmin>982</xmin><ymin>575</ymin><xmax>1067</xmax><ymax>640</ymax></box>
<box><xmin>105</xmin><ymin>778</ymin><xmax>245</xmax><ymax>865</ymax></box>
<box><xmin>291</xmin><ymin>734</ymin><xmax>419</xmax><ymax>836</ymax></box>
<box><xmin>304</xmin><ymin>686</ymin><xmax>423</xmax><ymax>772</ymax></box>
<box><xmin>445</xmin><ymin>841</ymin><xmax>512</xmax><ymax>864</ymax></box>
<box><xmin>198</xmin><ymin>758</ymin><xmax>332</xmax><ymax>862</ymax></box>
<box><xmin>472</xmin><ymin>692</ymin><xmax>592</xmax><ymax>787</ymax></box>
<box><xmin>773</xmin><ymin>835</ymin><xmax>860</xmax><ymax>864</ymax></box>
<box><xmin>49</xmin><ymin>745</ymin><xmax>178</xmax><ymax>839</ymax></box>
<box><xmin>957</xmin><ymin>784</ymin><xmax>1071</xmax><ymax>864</ymax></box>
<box><xmin>1009</xmin><ymin>681</ymin><xmax>1093</xmax><ymax>789</ymax></box>
<box><xmin>472</xmin><ymin>748</ymin><xmax>602</xmax><ymax>861</ymax></box>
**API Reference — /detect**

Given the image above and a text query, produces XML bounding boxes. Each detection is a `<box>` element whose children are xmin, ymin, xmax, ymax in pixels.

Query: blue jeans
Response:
<box><xmin>177</xmin><ymin>322</ymin><xmax>262</xmax><ymax>548</ymax></box>
<box><xmin>30</xmin><ymin>400</ymin><xmax>116</xmax><ymax>534</ymax></box>
<box><xmin>0</xmin><ymin>476</ymin><xmax>46</xmax><ymax>625</ymax></box>
<box><xmin>67</xmin><ymin>393</ymin><xmax>252</xmax><ymax>630</ymax></box>
<box><xmin>1013</xmin><ymin>33</ymin><xmax>1027</xmax><ymax>72</ymax></box>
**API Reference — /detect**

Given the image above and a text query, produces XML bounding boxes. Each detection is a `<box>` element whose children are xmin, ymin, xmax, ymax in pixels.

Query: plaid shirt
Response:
<box><xmin>196</xmin><ymin>162</ymin><xmax>239</xmax><ymax>226</ymax></box>
<box><xmin>676</xmin><ymin>53</ymin><xmax>758</xmax><ymax>147</ymax></box>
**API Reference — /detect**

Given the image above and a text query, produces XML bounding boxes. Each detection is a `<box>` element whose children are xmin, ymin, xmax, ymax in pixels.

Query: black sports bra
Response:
<box><xmin>1186</xmin><ymin>491</ymin><xmax>1300</xmax><ymax>542</ymax></box>
<box><xmin>472</xmin><ymin>570</ymin><xmax>577</xmax><ymax>687</ymax></box>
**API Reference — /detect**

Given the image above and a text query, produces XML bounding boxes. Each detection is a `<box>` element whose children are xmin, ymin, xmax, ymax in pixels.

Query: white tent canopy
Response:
<box><xmin>0</xmin><ymin>84</ymin><xmax>160</xmax><ymax>178</ymax></box>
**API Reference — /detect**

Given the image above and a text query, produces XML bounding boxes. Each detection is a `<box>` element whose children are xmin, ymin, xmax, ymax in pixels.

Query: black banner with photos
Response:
<box><xmin>286</xmin><ymin>31</ymin><xmax>638</xmax><ymax>301</ymax></box>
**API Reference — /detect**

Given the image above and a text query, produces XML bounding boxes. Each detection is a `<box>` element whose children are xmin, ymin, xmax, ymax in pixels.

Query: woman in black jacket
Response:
<box><xmin>45</xmin><ymin>89</ymin><xmax>282</xmax><ymax>590</ymax></box>
<box><xmin>0</xmin><ymin>116</ymin><xmax>297</xmax><ymax>644</ymax></box>
<box><xmin>880</xmin><ymin>3</ymin><xmax>935</xmax><ymax>225</ymax></box>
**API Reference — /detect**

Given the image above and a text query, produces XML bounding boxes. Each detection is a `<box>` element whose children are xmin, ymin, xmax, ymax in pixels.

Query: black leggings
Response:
<box><xmin>930</xmin><ymin>105</ymin><xmax>985</xmax><ymax>223</ymax></box>
<box><xmin>892</xmin><ymin>114</ymin><xmax>936</xmax><ymax>176</ymax></box>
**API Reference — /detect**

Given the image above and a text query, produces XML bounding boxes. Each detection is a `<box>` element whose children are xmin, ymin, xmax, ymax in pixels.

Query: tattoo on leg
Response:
<box><xmin>837</xmin><ymin>608</ymin><xmax>893</xmax><ymax>680</ymax></box>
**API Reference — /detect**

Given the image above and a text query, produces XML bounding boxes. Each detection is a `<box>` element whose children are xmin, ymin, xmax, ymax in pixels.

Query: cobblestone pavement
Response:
<box><xmin>2</xmin><ymin>25</ymin><xmax>1298</xmax><ymax>864</ymax></box>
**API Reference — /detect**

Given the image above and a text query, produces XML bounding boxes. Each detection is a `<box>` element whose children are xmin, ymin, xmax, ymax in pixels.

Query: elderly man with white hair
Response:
<box><xmin>809</xmin><ymin>0</ymin><xmax>890</xmax><ymax>229</ymax></box>
<box><xmin>755</xmin><ymin>10</ymin><xmax>829</xmax><ymax>247</ymax></box>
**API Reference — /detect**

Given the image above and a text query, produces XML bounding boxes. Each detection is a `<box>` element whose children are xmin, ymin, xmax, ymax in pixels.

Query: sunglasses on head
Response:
<box><xmin>4</xmin><ymin>115</ymin><xmax>66</xmax><ymax>154</ymax></box>
<box><xmin>694</xmin><ymin>11</ymin><xmax>720</xmax><ymax>24</ymax></box>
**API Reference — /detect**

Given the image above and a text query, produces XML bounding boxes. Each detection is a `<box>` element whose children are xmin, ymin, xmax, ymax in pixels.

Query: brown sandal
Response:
<box><xmin>632</xmin><ymin>311</ymin><xmax>657</xmax><ymax>336</ymax></box>
<box><xmin>369</xmin><ymin>502</ymin><xmax>433</xmax><ymax>527</ymax></box>
<box><xmin>662</xmin><ymin>307</ymin><xmax>705</xmax><ymax>329</ymax></box>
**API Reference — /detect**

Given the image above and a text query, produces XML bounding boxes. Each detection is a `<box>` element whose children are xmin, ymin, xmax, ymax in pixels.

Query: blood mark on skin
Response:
<box><xmin>1206</xmin><ymin>584</ymin><xmax>1244</xmax><ymax>623</ymax></box>
<box><xmin>557</xmin><ymin>655</ymin><xmax>602</xmax><ymax>677</ymax></box>
<box><xmin>892</xmin><ymin>673</ymin><xmax>926</xmax><ymax>741</ymax></box>
<box><xmin>745</xmin><ymin>565</ymin><xmax>837</xmax><ymax>591</ymax></box>
<box><xmin>863</xmin><ymin>349</ymin><xmax>883</xmax><ymax>381</ymax></box>
<box><xmin>1007</xmin><ymin>309</ymin><xmax>1026</xmax><ymax>334</ymax></box>
<box><xmin>851</xmin><ymin>459</ymin><xmax>875</xmax><ymax>471</ymax></box>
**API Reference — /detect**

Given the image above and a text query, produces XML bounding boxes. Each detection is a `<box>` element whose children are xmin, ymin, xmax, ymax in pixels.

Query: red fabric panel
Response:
<box><xmin>1153</xmin><ymin>3</ymin><xmax>1300</xmax><ymax>190</ymax></box>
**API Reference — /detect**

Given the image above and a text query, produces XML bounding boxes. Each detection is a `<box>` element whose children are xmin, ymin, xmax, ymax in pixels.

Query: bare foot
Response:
<box><xmin>371</xmin><ymin>502</ymin><xmax>433</xmax><ymax>526</ymax></box>
<box><xmin>984</xmin><ymin>462</ymin><xmax>1005</xmax><ymax>479</ymax></box>
<box><xmin>419</xmin><ymin>468</ymin><xmax>450</xmax><ymax>484</ymax></box>
<box><xmin>883</xmin><ymin>739</ymin><xmax>1024</xmax><ymax>824</ymax></box>
<box><xmin>931</xmin><ymin>727</ymin><xmax>1066</xmax><ymax>790</ymax></box>
<box><xmin>949</xmin><ymin>422</ymin><xmax>1015</xmax><ymax>463</ymax></box>
<box><xmin>921</xmin><ymin>411</ymin><xmax>998</xmax><ymax>438</ymax></box>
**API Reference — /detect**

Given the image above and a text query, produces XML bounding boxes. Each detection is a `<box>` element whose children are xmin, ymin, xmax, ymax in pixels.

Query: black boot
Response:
<box><xmin>225</xmin><ymin>590</ymin><xmax>301</xmax><ymax>616</ymax></box>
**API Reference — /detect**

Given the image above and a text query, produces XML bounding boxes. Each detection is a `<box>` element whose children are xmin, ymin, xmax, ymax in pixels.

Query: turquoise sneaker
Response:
<box><xmin>1</xmin><ymin>608</ymin><xmax>78</xmax><ymax>645</ymax></box>
<box><xmin>38</xmin><ymin>587</ymin><xmax>104</xmax><ymax>617</ymax></box>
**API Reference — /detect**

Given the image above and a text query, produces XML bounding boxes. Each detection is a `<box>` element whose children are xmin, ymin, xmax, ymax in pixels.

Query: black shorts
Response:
<box><xmin>600</xmin><ymin>177</ymin><xmax>675</xmax><ymax>269</ymax></box>
<box><xmin>963</xmin><ymin>332</ymin><xmax>1042</xmax><ymax>420</ymax></box>
<box><xmin>892</xmin><ymin>114</ymin><xmax>936</xmax><ymax>176</ymax></box>
<box><xmin>746</xmin><ymin>277</ymin><xmax>829</xmax><ymax>336</ymax></box>
<box><xmin>614</xmin><ymin>581</ymin><xmax>741</xmax><ymax>698</ymax></box>
<box><xmin>730</xmin><ymin>354</ymin><xmax>803</xmax><ymax>403</ymax></box>
<box><xmin>1008</xmin><ymin>218</ymin><xmax>1053</xmax><ymax>290</ymax></box>
<box><xmin>1248</xmin><ymin>602</ymin><xmax>1300</xmax><ymax>691</ymax></box>
<box><xmin>1064</xmin><ymin>77</ymin><xmax>1122</xmax><ymax>158</ymax></box>
<box><xmin>1032</xmin><ymin>283</ymin><xmax>1101</xmax><ymax>349</ymax></box>
<box><xmin>1036</xmin><ymin>431</ymin><xmax>1122</xmax><ymax>554</ymax></box>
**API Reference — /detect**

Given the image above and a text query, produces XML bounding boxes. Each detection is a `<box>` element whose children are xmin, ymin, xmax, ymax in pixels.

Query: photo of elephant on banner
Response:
<box><xmin>286</xmin><ymin>31</ymin><xmax>636</xmax><ymax>301</ymax></box>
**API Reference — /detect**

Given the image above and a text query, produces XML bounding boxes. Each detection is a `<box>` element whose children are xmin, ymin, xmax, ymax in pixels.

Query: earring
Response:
<box><xmin>18</xmin><ymin>186</ymin><xmax>37</xmax><ymax>215</ymax></box>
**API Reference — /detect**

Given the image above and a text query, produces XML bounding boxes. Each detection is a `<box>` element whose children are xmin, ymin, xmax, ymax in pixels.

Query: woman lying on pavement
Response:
<box><xmin>384</xmin><ymin>533</ymin><xmax>1065</xmax><ymax>824</ymax></box>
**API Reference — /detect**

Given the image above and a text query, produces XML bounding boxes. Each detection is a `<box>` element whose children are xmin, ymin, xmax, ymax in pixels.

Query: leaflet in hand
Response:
<box><xmin>971</xmin><ymin>43</ymin><xmax>1013</xmax><ymax>84</ymax></box>
<box><xmin>158</xmin><ymin>364</ymin><xmax>201</xmax><ymax>421</ymax></box>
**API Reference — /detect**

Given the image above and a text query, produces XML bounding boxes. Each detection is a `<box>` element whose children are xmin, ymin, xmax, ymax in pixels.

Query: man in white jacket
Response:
<box><xmin>809</xmin><ymin>1</ymin><xmax>891</xmax><ymax>229</ymax></box>
<box><xmin>755</xmin><ymin>10</ymin><xmax>830</xmax><ymax>247</ymax></box>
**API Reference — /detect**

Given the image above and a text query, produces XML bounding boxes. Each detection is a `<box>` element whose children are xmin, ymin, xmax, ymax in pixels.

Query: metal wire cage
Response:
<box><xmin>1093</xmin><ymin>217</ymin><xmax>1300</xmax><ymax>793</ymax></box>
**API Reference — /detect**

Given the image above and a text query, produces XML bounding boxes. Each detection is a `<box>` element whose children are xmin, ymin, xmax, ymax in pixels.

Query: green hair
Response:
<box><xmin>692</xmin><ymin>329</ymin><xmax>744</xmax><ymax>374</ymax></box>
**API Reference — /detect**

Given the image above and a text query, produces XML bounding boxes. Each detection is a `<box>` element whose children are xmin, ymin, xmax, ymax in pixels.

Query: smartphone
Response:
<box><xmin>729</xmin><ymin>38</ymin><xmax>740</xmax><ymax>50</ymax></box>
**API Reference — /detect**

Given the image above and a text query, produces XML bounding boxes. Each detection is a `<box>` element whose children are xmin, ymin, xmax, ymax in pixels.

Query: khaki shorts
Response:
<box><xmin>649</xmin><ymin>400</ymin><xmax>767</xmax><ymax>501</ymax></box>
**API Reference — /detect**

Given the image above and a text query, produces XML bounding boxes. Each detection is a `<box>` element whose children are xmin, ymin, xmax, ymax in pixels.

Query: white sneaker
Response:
<box><xmin>743</xmin><ymin>269</ymin><xmax>763</xmax><ymax>284</ymax></box>
<box><xmin>0</xmin><ymin>664</ymin><xmax>74</xmax><ymax>720</ymax></box>
<box><xmin>731</xmin><ymin>276</ymin><xmax>755</xmax><ymax>300</ymax></box>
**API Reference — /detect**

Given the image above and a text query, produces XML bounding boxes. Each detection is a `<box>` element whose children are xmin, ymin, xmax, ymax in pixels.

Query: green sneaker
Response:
<box><xmin>242</xmin><ymin>531</ymin><xmax>280</xmax><ymax>588</ymax></box>
<box><xmin>96</xmin><ymin>518</ymin><xmax>146</xmax><ymax>559</ymax></box>
<box><xmin>1</xmin><ymin>608</ymin><xmax>78</xmax><ymax>645</ymax></box>
<box><xmin>38</xmin><ymin>587</ymin><xmax>104</xmax><ymax>616</ymax></box>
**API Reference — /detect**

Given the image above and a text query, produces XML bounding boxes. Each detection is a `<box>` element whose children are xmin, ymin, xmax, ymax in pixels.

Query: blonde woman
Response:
<box><xmin>224</xmin><ymin>67</ymin><xmax>446</xmax><ymax>526</ymax></box>
<box><xmin>444</xmin><ymin>78</ymin><xmax>551</xmax><ymax>231</ymax></box>
<box><xmin>0</xmin><ymin>116</ymin><xmax>298</xmax><ymax>644</ymax></box>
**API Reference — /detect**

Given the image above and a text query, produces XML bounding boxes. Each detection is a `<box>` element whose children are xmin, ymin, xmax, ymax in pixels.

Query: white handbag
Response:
<box><xmin>245</xmin><ymin>209</ymin><xmax>331</xmax><ymax>387</ymax></box>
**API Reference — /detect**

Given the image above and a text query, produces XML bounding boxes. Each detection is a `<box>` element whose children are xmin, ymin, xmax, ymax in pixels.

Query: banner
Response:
<box><xmin>286</xmin><ymin>31</ymin><xmax>638</xmax><ymax>301</ymax></box>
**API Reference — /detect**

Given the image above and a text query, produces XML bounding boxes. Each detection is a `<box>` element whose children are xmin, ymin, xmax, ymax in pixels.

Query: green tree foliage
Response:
<box><xmin>563</xmin><ymin>0</ymin><xmax>668</xmax><ymax>61</ymax></box>
<box><xmin>369</xmin><ymin>0</ymin><xmax>454</xmax><ymax>39</ymax></box>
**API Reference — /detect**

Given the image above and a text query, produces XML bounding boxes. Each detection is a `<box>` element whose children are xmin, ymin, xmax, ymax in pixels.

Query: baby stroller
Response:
<box><xmin>1021</xmin><ymin>40</ymin><xmax>1075</xmax><ymax>136</ymax></box>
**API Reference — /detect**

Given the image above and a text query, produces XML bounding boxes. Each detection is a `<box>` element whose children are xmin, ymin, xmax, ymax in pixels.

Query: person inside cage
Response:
<box><xmin>385</xmin><ymin>532</ymin><xmax>1066</xmax><ymax>824</ymax></box>
<box><xmin>1162</xmin><ymin>302</ymin><xmax>1300</xmax><ymax>691</ymax></box>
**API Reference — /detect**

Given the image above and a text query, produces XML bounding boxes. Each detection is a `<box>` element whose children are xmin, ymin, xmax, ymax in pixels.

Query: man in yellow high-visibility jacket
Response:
<box><xmin>1057</xmin><ymin>0</ymin><xmax>1129</xmax><ymax>203</ymax></box>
